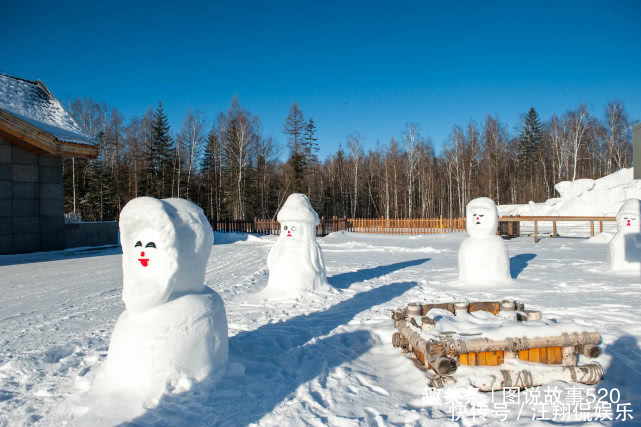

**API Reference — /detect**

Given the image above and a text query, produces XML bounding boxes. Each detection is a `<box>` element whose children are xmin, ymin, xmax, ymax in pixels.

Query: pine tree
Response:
<box><xmin>283</xmin><ymin>102</ymin><xmax>307</xmax><ymax>193</ymax></box>
<box><xmin>303</xmin><ymin>118</ymin><xmax>319</xmax><ymax>164</ymax></box>
<box><xmin>283</xmin><ymin>102</ymin><xmax>305</xmax><ymax>154</ymax></box>
<box><xmin>148</xmin><ymin>102</ymin><xmax>173</xmax><ymax>197</ymax></box>
<box><xmin>518</xmin><ymin>107</ymin><xmax>543</xmax><ymax>200</ymax></box>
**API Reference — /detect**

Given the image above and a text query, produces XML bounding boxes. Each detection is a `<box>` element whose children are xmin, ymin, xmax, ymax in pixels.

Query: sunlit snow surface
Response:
<box><xmin>0</xmin><ymin>231</ymin><xmax>640</xmax><ymax>426</ymax></box>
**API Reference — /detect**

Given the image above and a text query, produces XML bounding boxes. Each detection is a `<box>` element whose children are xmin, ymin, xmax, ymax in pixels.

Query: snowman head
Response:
<box><xmin>276</xmin><ymin>193</ymin><xmax>319</xmax><ymax>242</ymax></box>
<box><xmin>616</xmin><ymin>199</ymin><xmax>641</xmax><ymax>234</ymax></box>
<box><xmin>466</xmin><ymin>197</ymin><xmax>499</xmax><ymax>238</ymax></box>
<box><xmin>119</xmin><ymin>197</ymin><xmax>213</xmax><ymax>312</ymax></box>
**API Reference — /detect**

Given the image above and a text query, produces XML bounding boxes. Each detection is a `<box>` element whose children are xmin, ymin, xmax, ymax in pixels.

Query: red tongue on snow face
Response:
<box><xmin>139</xmin><ymin>259</ymin><xmax>149</xmax><ymax>267</ymax></box>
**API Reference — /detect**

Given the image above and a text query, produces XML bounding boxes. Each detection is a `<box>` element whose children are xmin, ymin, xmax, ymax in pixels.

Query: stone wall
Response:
<box><xmin>64</xmin><ymin>222</ymin><xmax>119</xmax><ymax>249</ymax></box>
<box><xmin>0</xmin><ymin>138</ymin><xmax>64</xmax><ymax>254</ymax></box>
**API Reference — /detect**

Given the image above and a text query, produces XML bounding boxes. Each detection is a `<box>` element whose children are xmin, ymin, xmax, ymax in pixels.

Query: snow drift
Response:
<box><xmin>498</xmin><ymin>168</ymin><xmax>641</xmax><ymax>217</ymax></box>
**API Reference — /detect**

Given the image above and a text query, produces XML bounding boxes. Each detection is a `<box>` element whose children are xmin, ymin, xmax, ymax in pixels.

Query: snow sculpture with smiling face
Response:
<box><xmin>90</xmin><ymin>197</ymin><xmax>228</xmax><ymax>409</ymax></box>
<box><xmin>458</xmin><ymin>197</ymin><xmax>511</xmax><ymax>284</ymax></box>
<box><xmin>262</xmin><ymin>193</ymin><xmax>330</xmax><ymax>297</ymax></box>
<box><xmin>608</xmin><ymin>198</ymin><xmax>641</xmax><ymax>272</ymax></box>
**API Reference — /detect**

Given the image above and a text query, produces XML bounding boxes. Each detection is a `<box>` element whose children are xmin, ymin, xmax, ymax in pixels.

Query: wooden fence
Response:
<box><xmin>212</xmin><ymin>217</ymin><xmax>466</xmax><ymax>236</ymax></box>
<box><xmin>212</xmin><ymin>217</ymin><xmax>350</xmax><ymax>237</ymax></box>
<box><xmin>348</xmin><ymin>217</ymin><xmax>466</xmax><ymax>234</ymax></box>
<box><xmin>499</xmin><ymin>216</ymin><xmax>616</xmax><ymax>243</ymax></box>
<box><xmin>213</xmin><ymin>215</ymin><xmax>615</xmax><ymax>242</ymax></box>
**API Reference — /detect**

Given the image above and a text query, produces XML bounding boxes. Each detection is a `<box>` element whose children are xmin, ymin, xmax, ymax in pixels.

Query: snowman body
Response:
<box><xmin>91</xmin><ymin>197</ymin><xmax>228</xmax><ymax>403</ymax></box>
<box><xmin>263</xmin><ymin>194</ymin><xmax>329</xmax><ymax>297</ymax></box>
<box><xmin>608</xmin><ymin>199</ymin><xmax>641</xmax><ymax>272</ymax></box>
<box><xmin>458</xmin><ymin>197</ymin><xmax>511</xmax><ymax>284</ymax></box>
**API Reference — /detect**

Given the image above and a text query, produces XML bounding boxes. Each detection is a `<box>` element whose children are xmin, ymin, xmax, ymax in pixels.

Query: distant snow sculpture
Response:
<box><xmin>608</xmin><ymin>198</ymin><xmax>641</xmax><ymax>272</ymax></box>
<box><xmin>458</xmin><ymin>197</ymin><xmax>511</xmax><ymax>284</ymax></box>
<box><xmin>91</xmin><ymin>197</ymin><xmax>228</xmax><ymax>405</ymax></box>
<box><xmin>262</xmin><ymin>193</ymin><xmax>330</xmax><ymax>297</ymax></box>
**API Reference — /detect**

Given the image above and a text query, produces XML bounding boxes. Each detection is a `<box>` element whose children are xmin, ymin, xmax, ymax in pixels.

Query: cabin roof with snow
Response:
<box><xmin>0</xmin><ymin>74</ymin><xmax>97</xmax><ymax>158</ymax></box>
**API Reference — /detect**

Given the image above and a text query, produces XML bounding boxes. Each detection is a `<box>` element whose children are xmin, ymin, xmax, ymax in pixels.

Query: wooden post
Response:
<box><xmin>590</xmin><ymin>221</ymin><xmax>594</xmax><ymax>237</ymax></box>
<box><xmin>552</xmin><ymin>221</ymin><xmax>557</xmax><ymax>238</ymax></box>
<box><xmin>534</xmin><ymin>221</ymin><xmax>538</xmax><ymax>243</ymax></box>
<box><xmin>599</xmin><ymin>220</ymin><xmax>603</xmax><ymax>233</ymax></box>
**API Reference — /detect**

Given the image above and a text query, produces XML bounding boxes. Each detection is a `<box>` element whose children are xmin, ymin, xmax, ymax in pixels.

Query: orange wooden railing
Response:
<box><xmin>347</xmin><ymin>217</ymin><xmax>466</xmax><ymax>235</ymax></box>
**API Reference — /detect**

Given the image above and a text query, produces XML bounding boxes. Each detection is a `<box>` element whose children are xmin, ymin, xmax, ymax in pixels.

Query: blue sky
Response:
<box><xmin>2</xmin><ymin>1</ymin><xmax>639</xmax><ymax>159</ymax></box>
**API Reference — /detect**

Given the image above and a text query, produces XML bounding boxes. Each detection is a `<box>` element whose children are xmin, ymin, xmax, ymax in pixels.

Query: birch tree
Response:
<box><xmin>402</xmin><ymin>122</ymin><xmax>422</xmax><ymax>217</ymax></box>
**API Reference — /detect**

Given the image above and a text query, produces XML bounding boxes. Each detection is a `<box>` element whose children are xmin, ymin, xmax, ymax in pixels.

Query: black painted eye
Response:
<box><xmin>283</xmin><ymin>226</ymin><xmax>288</xmax><ymax>231</ymax></box>
<box><xmin>135</xmin><ymin>241</ymin><xmax>142</xmax><ymax>247</ymax></box>
<box><xmin>145</xmin><ymin>242</ymin><xmax>156</xmax><ymax>248</ymax></box>
<box><xmin>291</xmin><ymin>226</ymin><xmax>296</xmax><ymax>231</ymax></box>
<box><xmin>479</xmin><ymin>214</ymin><xmax>484</xmax><ymax>217</ymax></box>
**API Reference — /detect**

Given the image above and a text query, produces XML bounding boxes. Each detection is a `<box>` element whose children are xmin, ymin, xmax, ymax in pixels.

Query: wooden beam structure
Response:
<box><xmin>0</xmin><ymin>109</ymin><xmax>97</xmax><ymax>159</ymax></box>
<box><xmin>499</xmin><ymin>215</ymin><xmax>616</xmax><ymax>243</ymax></box>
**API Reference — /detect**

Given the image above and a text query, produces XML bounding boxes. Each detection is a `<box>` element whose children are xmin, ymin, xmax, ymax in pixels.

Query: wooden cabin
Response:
<box><xmin>0</xmin><ymin>74</ymin><xmax>98</xmax><ymax>254</ymax></box>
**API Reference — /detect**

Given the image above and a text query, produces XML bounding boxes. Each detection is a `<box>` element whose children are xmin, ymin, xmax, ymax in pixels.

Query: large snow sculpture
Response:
<box><xmin>608</xmin><ymin>198</ymin><xmax>641</xmax><ymax>272</ymax></box>
<box><xmin>262</xmin><ymin>193</ymin><xmax>330</xmax><ymax>297</ymax></box>
<box><xmin>458</xmin><ymin>197</ymin><xmax>511</xmax><ymax>284</ymax></box>
<box><xmin>92</xmin><ymin>197</ymin><xmax>228</xmax><ymax>403</ymax></box>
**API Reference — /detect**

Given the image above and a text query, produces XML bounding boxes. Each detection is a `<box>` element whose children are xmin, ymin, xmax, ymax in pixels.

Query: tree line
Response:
<box><xmin>63</xmin><ymin>96</ymin><xmax>635</xmax><ymax>222</ymax></box>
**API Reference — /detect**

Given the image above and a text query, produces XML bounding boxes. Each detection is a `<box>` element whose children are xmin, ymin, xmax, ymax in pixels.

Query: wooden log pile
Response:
<box><xmin>391</xmin><ymin>300</ymin><xmax>603</xmax><ymax>390</ymax></box>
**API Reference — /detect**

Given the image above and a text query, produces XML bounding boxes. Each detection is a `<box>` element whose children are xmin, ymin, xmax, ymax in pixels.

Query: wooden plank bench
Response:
<box><xmin>499</xmin><ymin>216</ymin><xmax>616</xmax><ymax>243</ymax></box>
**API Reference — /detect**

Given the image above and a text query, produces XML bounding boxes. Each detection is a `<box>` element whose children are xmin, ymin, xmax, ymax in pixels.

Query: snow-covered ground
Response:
<box><xmin>1</xmin><ymin>231</ymin><xmax>640</xmax><ymax>426</ymax></box>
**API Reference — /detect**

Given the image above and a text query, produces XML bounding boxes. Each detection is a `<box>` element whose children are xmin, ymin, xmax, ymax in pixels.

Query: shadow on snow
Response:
<box><xmin>509</xmin><ymin>253</ymin><xmax>536</xmax><ymax>279</ymax></box>
<box><xmin>127</xmin><ymin>280</ymin><xmax>418</xmax><ymax>426</ymax></box>
<box><xmin>0</xmin><ymin>245</ymin><xmax>121</xmax><ymax>267</ymax></box>
<box><xmin>601</xmin><ymin>335</ymin><xmax>641</xmax><ymax>425</ymax></box>
<box><xmin>328</xmin><ymin>258</ymin><xmax>430</xmax><ymax>289</ymax></box>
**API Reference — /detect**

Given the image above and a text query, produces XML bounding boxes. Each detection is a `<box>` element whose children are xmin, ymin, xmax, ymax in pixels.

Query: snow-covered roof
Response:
<box><xmin>0</xmin><ymin>74</ymin><xmax>95</xmax><ymax>146</ymax></box>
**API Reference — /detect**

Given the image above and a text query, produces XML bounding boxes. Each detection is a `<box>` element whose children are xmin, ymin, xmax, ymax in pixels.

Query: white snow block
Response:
<box><xmin>458</xmin><ymin>197</ymin><xmax>511</xmax><ymax>284</ymax></box>
<box><xmin>91</xmin><ymin>197</ymin><xmax>228</xmax><ymax>403</ymax></box>
<box><xmin>608</xmin><ymin>198</ymin><xmax>641</xmax><ymax>272</ymax></box>
<box><xmin>262</xmin><ymin>193</ymin><xmax>330</xmax><ymax>297</ymax></box>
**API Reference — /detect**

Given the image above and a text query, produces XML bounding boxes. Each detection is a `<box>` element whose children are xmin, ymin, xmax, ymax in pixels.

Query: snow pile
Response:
<box><xmin>458</xmin><ymin>197</ymin><xmax>511</xmax><ymax>285</ymax></box>
<box><xmin>260</xmin><ymin>193</ymin><xmax>331</xmax><ymax>298</ymax></box>
<box><xmin>498</xmin><ymin>168</ymin><xmax>641</xmax><ymax>217</ymax></box>
<box><xmin>85</xmin><ymin>197</ymin><xmax>228</xmax><ymax>420</ymax></box>
<box><xmin>420</xmin><ymin>308</ymin><xmax>598</xmax><ymax>342</ymax></box>
<box><xmin>608</xmin><ymin>198</ymin><xmax>641</xmax><ymax>272</ymax></box>
<box><xmin>213</xmin><ymin>232</ymin><xmax>272</xmax><ymax>245</ymax></box>
<box><xmin>585</xmin><ymin>232</ymin><xmax>615</xmax><ymax>244</ymax></box>
<box><xmin>0</xmin><ymin>74</ymin><xmax>94</xmax><ymax>145</ymax></box>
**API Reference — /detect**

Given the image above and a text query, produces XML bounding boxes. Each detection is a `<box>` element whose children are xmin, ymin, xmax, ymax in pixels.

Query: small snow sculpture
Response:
<box><xmin>262</xmin><ymin>193</ymin><xmax>330</xmax><ymax>297</ymax></box>
<box><xmin>92</xmin><ymin>197</ymin><xmax>228</xmax><ymax>404</ymax></box>
<box><xmin>458</xmin><ymin>197</ymin><xmax>511</xmax><ymax>284</ymax></box>
<box><xmin>608</xmin><ymin>198</ymin><xmax>641</xmax><ymax>272</ymax></box>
